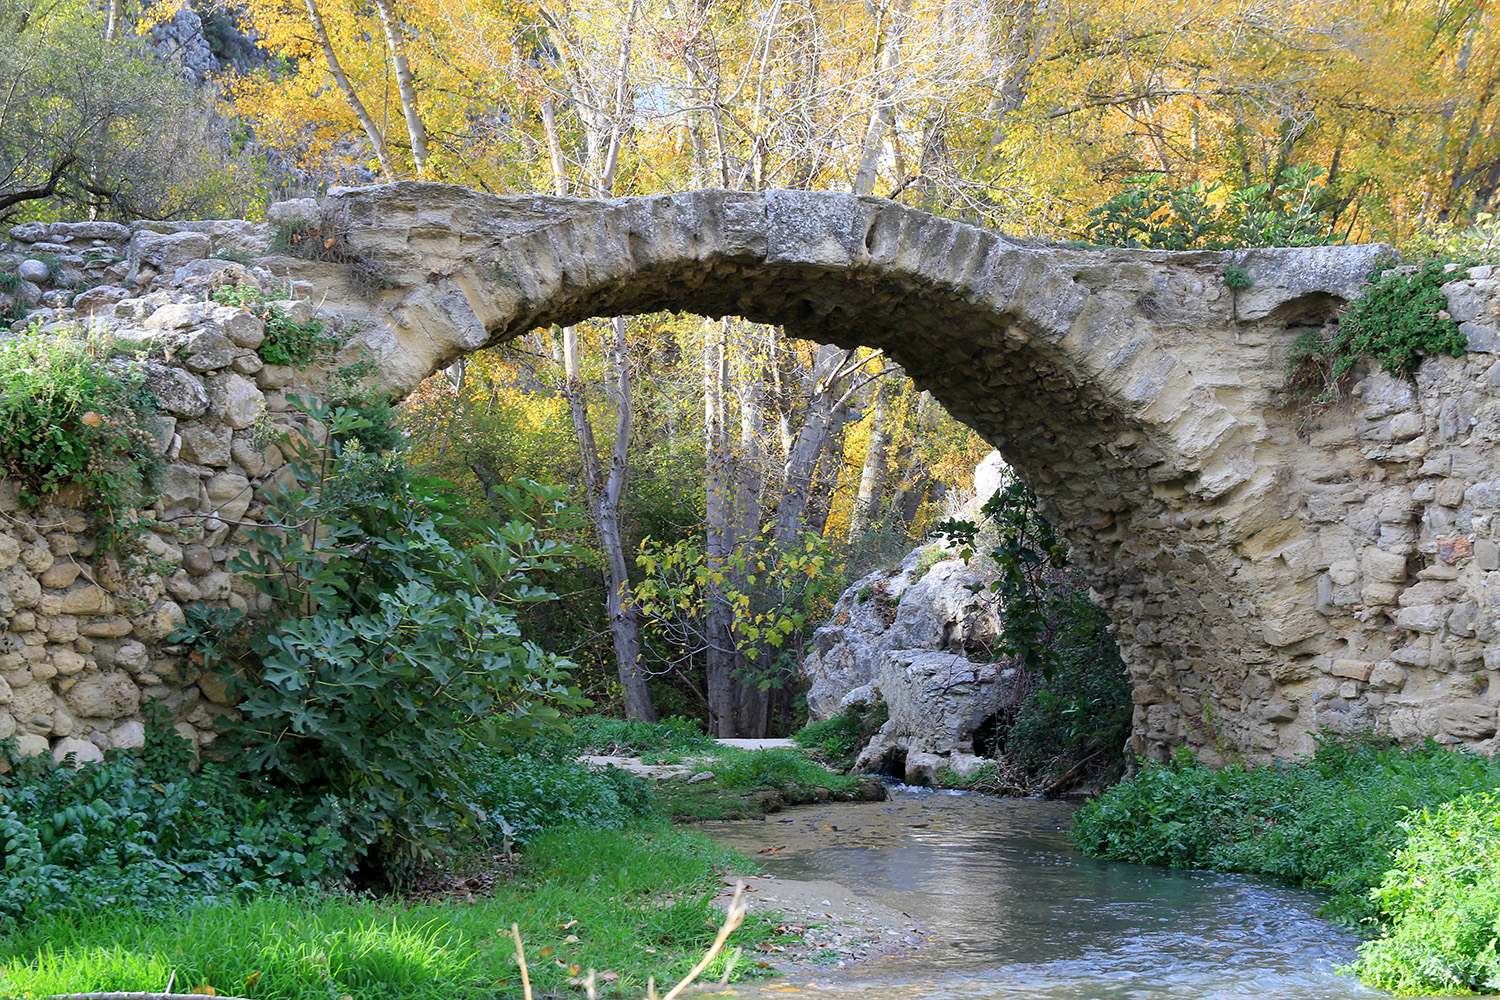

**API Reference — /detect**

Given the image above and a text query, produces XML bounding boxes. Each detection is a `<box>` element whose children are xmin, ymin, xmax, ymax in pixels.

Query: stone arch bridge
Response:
<box><xmin>312</xmin><ymin>182</ymin><xmax>1500</xmax><ymax>762</ymax></box>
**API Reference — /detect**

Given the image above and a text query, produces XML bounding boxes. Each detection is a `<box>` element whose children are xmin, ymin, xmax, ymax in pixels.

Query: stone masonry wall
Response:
<box><xmin>0</xmin><ymin>207</ymin><xmax>348</xmax><ymax>764</ymax></box>
<box><xmin>15</xmin><ymin>186</ymin><xmax>1500</xmax><ymax>766</ymax></box>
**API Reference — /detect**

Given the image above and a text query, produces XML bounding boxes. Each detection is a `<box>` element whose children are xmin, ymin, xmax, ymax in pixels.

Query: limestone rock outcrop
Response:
<box><xmin>802</xmin><ymin>545</ymin><xmax>1002</xmax><ymax>722</ymax></box>
<box><xmin>801</xmin><ymin>457</ymin><xmax>1025</xmax><ymax>783</ymax></box>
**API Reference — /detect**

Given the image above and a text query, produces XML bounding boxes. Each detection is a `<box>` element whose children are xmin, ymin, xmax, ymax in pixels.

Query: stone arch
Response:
<box><xmin>319</xmin><ymin>182</ymin><xmax>1396</xmax><ymax>761</ymax></box>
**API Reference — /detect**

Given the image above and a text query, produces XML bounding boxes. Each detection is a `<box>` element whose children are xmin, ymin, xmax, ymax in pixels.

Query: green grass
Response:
<box><xmin>709</xmin><ymin>747</ymin><xmax>859</xmax><ymax>793</ymax></box>
<box><xmin>650</xmin><ymin>748</ymin><xmax>864</xmax><ymax>821</ymax></box>
<box><xmin>1073</xmin><ymin>736</ymin><xmax>1500</xmax><ymax>993</ymax></box>
<box><xmin>0</xmin><ymin>823</ymin><xmax>781</xmax><ymax>1000</ymax></box>
<box><xmin>567</xmin><ymin>715</ymin><xmax>717</xmax><ymax>757</ymax></box>
<box><xmin>792</xmin><ymin>702</ymin><xmax>887</xmax><ymax>771</ymax></box>
<box><xmin>1073</xmin><ymin>735</ymin><xmax>1500</xmax><ymax>927</ymax></box>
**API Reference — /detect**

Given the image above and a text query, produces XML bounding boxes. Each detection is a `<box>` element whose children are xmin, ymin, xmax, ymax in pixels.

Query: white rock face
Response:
<box><xmin>802</xmin><ymin>546</ymin><xmax>1002</xmax><ymax>722</ymax></box>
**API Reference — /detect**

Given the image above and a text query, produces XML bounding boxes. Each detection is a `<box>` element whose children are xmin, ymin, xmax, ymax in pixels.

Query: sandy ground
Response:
<box><xmin>712</xmin><ymin>873</ymin><xmax>929</xmax><ymax>972</ymax></box>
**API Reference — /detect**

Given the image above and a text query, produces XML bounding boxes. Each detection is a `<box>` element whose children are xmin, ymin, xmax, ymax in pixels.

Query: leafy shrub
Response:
<box><xmin>1354</xmin><ymin>791</ymin><xmax>1500</xmax><ymax>994</ymax></box>
<box><xmin>0</xmin><ymin>732</ymin><xmax>349</xmax><ymax>932</ymax></box>
<box><xmin>210</xmin><ymin>284</ymin><xmax>342</xmax><ymax>368</ymax></box>
<box><xmin>940</xmin><ymin>479</ymin><xmax>1070</xmax><ymax>676</ymax></box>
<box><xmin>1332</xmin><ymin>261</ymin><xmax>1468</xmax><ymax>381</ymax></box>
<box><xmin>1084</xmin><ymin>165</ymin><xmax>1341</xmax><ymax>250</ymax></box>
<box><xmin>938</xmin><ymin>481</ymin><xmax>1132</xmax><ymax>791</ymax></box>
<box><xmin>259</xmin><ymin>309</ymin><xmax>340</xmax><ymax>367</ymax></box>
<box><xmin>462</xmin><ymin>749</ymin><xmax>653</xmax><ymax>845</ymax></box>
<box><xmin>1072</xmin><ymin>736</ymin><xmax>1500</xmax><ymax>927</ymax></box>
<box><xmin>1400</xmin><ymin>211</ymin><xmax>1500</xmax><ymax>266</ymax></box>
<box><xmin>0</xmin><ymin>330</ymin><xmax>161</xmax><ymax>550</ymax></box>
<box><xmin>1291</xmin><ymin>257</ymin><xmax>1477</xmax><ymax>403</ymax></box>
<box><xmin>792</xmin><ymin>699</ymin><xmax>888</xmax><ymax>771</ymax></box>
<box><xmin>1002</xmin><ymin>591</ymin><xmax>1131</xmax><ymax>782</ymax></box>
<box><xmin>229</xmin><ymin>400</ymin><xmax>587</xmax><ymax>873</ymax></box>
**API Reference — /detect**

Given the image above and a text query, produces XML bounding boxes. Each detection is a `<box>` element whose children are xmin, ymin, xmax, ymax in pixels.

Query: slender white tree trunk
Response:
<box><xmin>370</xmin><ymin>0</ymin><xmax>430</xmax><ymax>176</ymax></box>
<box><xmin>303</xmin><ymin>0</ymin><xmax>397</xmax><ymax>181</ymax></box>
<box><xmin>848</xmin><ymin>375</ymin><xmax>896</xmax><ymax>540</ymax></box>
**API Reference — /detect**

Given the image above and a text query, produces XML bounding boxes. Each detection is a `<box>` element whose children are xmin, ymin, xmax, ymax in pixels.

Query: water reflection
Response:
<box><xmin>706</xmin><ymin>788</ymin><xmax>1390</xmax><ymax>1000</ymax></box>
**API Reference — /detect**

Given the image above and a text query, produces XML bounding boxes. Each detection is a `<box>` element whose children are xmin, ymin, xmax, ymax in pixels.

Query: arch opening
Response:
<box><xmin>322</xmin><ymin>182</ymin><xmax>1393</xmax><ymax>760</ymax></box>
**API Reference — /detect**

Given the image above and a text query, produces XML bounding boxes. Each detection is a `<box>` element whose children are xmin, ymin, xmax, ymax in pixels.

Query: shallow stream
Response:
<box><xmin>705</xmin><ymin>787</ymin><xmax>1398</xmax><ymax>1000</ymax></box>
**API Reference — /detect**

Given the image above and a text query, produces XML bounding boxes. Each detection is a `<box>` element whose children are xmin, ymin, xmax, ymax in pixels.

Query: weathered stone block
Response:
<box><xmin>60</xmin><ymin>585</ymin><xmax>113</xmax><ymax>616</ymax></box>
<box><xmin>1363</xmin><ymin>548</ymin><xmax>1409</xmax><ymax>583</ymax></box>
<box><xmin>1331</xmin><ymin>659</ymin><xmax>1374</xmax><ymax>681</ymax></box>
<box><xmin>145</xmin><ymin>364</ymin><xmax>209</xmax><ymax>419</ymax></box>
<box><xmin>1369</xmin><ymin>661</ymin><xmax>1408</xmax><ymax>691</ymax></box>
<box><xmin>39</xmin><ymin>562</ymin><xmax>80</xmax><ymax>590</ymax></box>
<box><xmin>128</xmin><ymin>229</ymin><xmax>211</xmax><ymax>277</ymax></box>
<box><xmin>1394</xmin><ymin>604</ymin><xmax>1448</xmax><ymax>634</ymax></box>
<box><xmin>65</xmin><ymin>672</ymin><xmax>139</xmax><ymax>719</ymax></box>
<box><xmin>178</xmin><ymin>422</ymin><xmax>232</xmax><ymax>466</ymax></box>
<box><xmin>217</xmin><ymin>376</ymin><xmax>265</xmax><ymax>430</ymax></box>
<box><xmin>52</xmin><ymin>737</ymin><xmax>104</xmax><ymax>766</ymax></box>
<box><xmin>132</xmin><ymin>601</ymin><xmax>185</xmax><ymax>643</ymax></box>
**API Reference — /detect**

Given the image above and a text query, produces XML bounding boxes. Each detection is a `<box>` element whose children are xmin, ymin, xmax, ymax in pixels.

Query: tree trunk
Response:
<box><xmin>852</xmin><ymin>0</ymin><xmax>914</xmax><ymax>196</ymax></box>
<box><xmin>539</xmin><ymin>98</ymin><xmax>570</xmax><ymax>196</ymax></box>
<box><xmin>890</xmin><ymin>390</ymin><xmax>933</xmax><ymax>526</ymax></box>
<box><xmin>804</xmin><ymin>406</ymin><xmax>852</xmax><ymax>538</ymax></box>
<box><xmin>847</xmin><ymin>374</ymin><xmax>896</xmax><ymax>540</ymax></box>
<box><xmin>735</xmin><ymin>329</ymin><xmax>767</xmax><ymax>538</ymax></box>
<box><xmin>104</xmin><ymin>0</ymin><xmax>125</xmax><ymax>42</ymax></box>
<box><xmin>564</xmin><ymin>319</ymin><xmax>657</xmax><ymax>722</ymax></box>
<box><xmin>703</xmin><ymin>318</ymin><xmax>741</xmax><ymax>736</ymax></box>
<box><xmin>303</xmin><ymin>0</ymin><xmax>397</xmax><ymax>181</ymax></box>
<box><xmin>369</xmin><ymin>0</ymin><xmax>430</xmax><ymax>176</ymax></box>
<box><xmin>986</xmin><ymin>0</ymin><xmax>1038</xmax><ymax>151</ymax></box>
<box><xmin>773</xmin><ymin>345</ymin><xmax>855</xmax><ymax>545</ymax></box>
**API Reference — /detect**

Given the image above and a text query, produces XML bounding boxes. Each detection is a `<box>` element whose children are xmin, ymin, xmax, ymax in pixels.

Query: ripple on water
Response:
<box><xmin>705</xmin><ymin>791</ymin><xmax>1392</xmax><ymax>1000</ymax></box>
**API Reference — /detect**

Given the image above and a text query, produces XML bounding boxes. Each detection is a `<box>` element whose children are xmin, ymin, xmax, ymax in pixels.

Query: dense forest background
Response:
<box><xmin>4</xmin><ymin>0</ymin><xmax>1499</xmax><ymax>732</ymax></box>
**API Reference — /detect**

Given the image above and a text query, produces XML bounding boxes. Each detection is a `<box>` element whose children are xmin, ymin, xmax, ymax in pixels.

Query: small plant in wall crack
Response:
<box><xmin>1290</xmin><ymin>258</ymin><xmax>1470</xmax><ymax>403</ymax></box>
<box><xmin>1223</xmin><ymin>265</ymin><xmax>1253</xmax><ymax>290</ymax></box>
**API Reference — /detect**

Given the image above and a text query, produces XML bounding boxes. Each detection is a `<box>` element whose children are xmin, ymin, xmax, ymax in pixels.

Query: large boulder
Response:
<box><xmin>802</xmin><ymin>451</ymin><xmax>1010</xmax><ymax>721</ymax></box>
<box><xmin>801</xmin><ymin>547</ymin><xmax>1003</xmax><ymax>721</ymax></box>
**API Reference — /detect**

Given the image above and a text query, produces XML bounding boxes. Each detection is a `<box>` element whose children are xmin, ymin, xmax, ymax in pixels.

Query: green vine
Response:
<box><xmin>938</xmin><ymin>479</ymin><xmax>1070</xmax><ymax>677</ymax></box>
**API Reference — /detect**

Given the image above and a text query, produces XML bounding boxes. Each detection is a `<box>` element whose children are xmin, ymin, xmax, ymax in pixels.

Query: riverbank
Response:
<box><xmin>0</xmin><ymin>822</ymin><xmax>792</xmax><ymax>999</ymax></box>
<box><xmin>0</xmin><ymin>717</ymin><xmax>898</xmax><ymax>999</ymax></box>
<box><xmin>1074</xmin><ymin>735</ymin><xmax>1500</xmax><ymax>996</ymax></box>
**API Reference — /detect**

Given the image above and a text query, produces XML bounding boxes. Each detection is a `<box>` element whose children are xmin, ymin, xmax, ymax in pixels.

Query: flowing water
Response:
<box><xmin>704</xmin><ymin>787</ymin><xmax>1399</xmax><ymax>1000</ymax></box>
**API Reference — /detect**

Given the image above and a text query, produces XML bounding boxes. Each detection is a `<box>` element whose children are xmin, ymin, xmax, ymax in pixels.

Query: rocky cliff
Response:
<box><xmin>801</xmin><ymin>455</ymin><xmax>1036</xmax><ymax>784</ymax></box>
